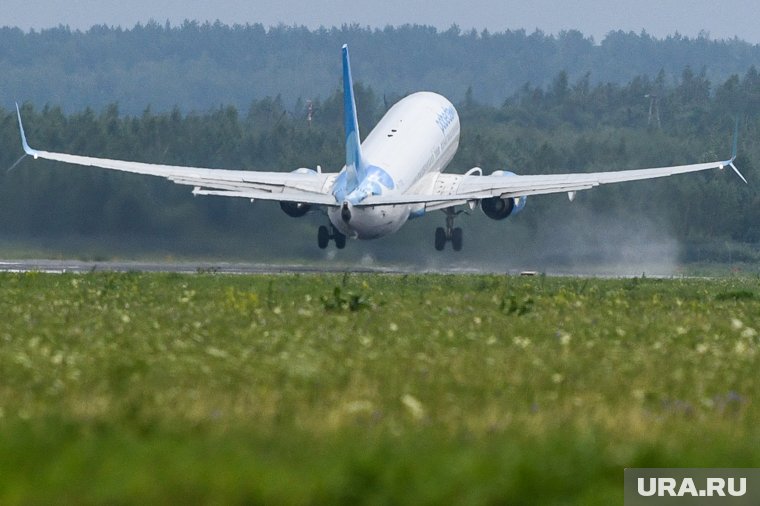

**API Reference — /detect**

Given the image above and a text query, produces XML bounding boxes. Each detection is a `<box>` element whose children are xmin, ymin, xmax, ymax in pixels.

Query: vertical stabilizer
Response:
<box><xmin>342</xmin><ymin>44</ymin><xmax>364</xmax><ymax>192</ymax></box>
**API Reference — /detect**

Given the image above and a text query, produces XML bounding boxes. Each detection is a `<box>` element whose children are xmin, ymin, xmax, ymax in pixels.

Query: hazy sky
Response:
<box><xmin>3</xmin><ymin>0</ymin><xmax>760</xmax><ymax>43</ymax></box>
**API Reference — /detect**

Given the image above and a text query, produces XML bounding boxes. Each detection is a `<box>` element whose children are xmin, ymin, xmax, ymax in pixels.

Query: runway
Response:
<box><xmin>0</xmin><ymin>259</ymin><xmax>502</xmax><ymax>275</ymax></box>
<box><xmin>0</xmin><ymin>259</ymin><xmax>686</xmax><ymax>277</ymax></box>
<box><xmin>0</xmin><ymin>259</ymin><xmax>399</xmax><ymax>275</ymax></box>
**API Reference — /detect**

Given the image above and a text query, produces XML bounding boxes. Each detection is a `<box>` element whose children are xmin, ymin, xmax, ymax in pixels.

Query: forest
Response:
<box><xmin>0</xmin><ymin>23</ymin><xmax>758</xmax><ymax>266</ymax></box>
<box><xmin>2</xmin><ymin>22</ymin><xmax>760</xmax><ymax>112</ymax></box>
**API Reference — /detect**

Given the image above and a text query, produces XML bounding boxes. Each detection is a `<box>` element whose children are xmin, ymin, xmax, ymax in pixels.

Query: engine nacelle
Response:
<box><xmin>481</xmin><ymin>196</ymin><xmax>515</xmax><ymax>220</ymax></box>
<box><xmin>280</xmin><ymin>167</ymin><xmax>320</xmax><ymax>217</ymax></box>
<box><xmin>280</xmin><ymin>201</ymin><xmax>311</xmax><ymax>218</ymax></box>
<box><xmin>481</xmin><ymin>170</ymin><xmax>527</xmax><ymax>220</ymax></box>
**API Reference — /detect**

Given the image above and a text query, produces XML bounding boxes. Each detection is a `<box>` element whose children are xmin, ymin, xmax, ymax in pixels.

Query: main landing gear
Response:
<box><xmin>434</xmin><ymin>208</ymin><xmax>463</xmax><ymax>251</ymax></box>
<box><xmin>318</xmin><ymin>224</ymin><xmax>347</xmax><ymax>249</ymax></box>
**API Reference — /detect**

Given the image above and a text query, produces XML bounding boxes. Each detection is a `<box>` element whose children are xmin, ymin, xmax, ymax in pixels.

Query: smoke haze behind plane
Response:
<box><xmin>301</xmin><ymin>200</ymin><xmax>682</xmax><ymax>277</ymax></box>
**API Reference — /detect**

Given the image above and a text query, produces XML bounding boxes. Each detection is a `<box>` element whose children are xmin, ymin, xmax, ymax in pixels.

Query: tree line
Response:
<box><xmin>3</xmin><ymin>22</ymin><xmax>760</xmax><ymax>114</ymax></box>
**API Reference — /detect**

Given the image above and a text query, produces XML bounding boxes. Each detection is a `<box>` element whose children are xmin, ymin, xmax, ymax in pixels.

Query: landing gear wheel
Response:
<box><xmin>318</xmin><ymin>224</ymin><xmax>347</xmax><ymax>249</ymax></box>
<box><xmin>452</xmin><ymin>227</ymin><xmax>463</xmax><ymax>251</ymax></box>
<box><xmin>334</xmin><ymin>230</ymin><xmax>347</xmax><ymax>249</ymax></box>
<box><xmin>317</xmin><ymin>225</ymin><xmax>330</xmax><ymax>249</ymax></box>
<box><xmin>434</xmin><ymin>227</ymin><xmax>446</xmax><ymax>251</ymax></box>
<box><xmin>435</xmin><ymin>208</ymin><xmax>466</xmax><ymax>251</ymax></box>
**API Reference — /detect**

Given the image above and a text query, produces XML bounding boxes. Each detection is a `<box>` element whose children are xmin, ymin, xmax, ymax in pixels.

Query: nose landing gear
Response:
<box><xmin>318</xmin><ymin>224</ymin><xmax>347</xmax><ymax>249</ymax></box>
<box><xmin>434</xmin><ymin>208</ymin><xmax>463</xmax><ymax>251</ymax></box>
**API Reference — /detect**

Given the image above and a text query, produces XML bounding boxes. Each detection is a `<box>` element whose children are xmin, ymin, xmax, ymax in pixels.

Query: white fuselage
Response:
<box><xmin>328</xmin><ymin>92</ymin><xmax>461</xmax><ymax>239</ymax></box>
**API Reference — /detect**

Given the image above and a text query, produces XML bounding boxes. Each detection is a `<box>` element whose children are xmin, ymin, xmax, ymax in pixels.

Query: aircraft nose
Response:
<box><xmin>341</xmin><ymin>201</ymin><xmax>352</xmax><ymax>222</ymax></box>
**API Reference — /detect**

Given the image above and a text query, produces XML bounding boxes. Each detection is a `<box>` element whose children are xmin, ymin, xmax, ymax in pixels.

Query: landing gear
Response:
<box><xmin>434</xmin><ymin>208</ymin><xmax>464</xmax><ymax>251</ymax></box>
<box><xmin>434</xmin><ymin>227</ymin><xmax>446</xmax><ymax>251</ymax></box>
<box><xmin>452</xmin><ymin>227</ymin><xmax>463</xmax><ymax>251</ymax></box>
<box><xmin>318</xmin><ymin>224</ymin><xmax>347</xmax><ymax>249</ymax></box>
<box><xmin>334</xmin><ymin>231</ymin><xmax>347</xmax><ymax>249</ymax></box>
<box><xmin>318</xmin><ymin>226</ymin><xmax>330</xmax><ymax>249</ymax></box>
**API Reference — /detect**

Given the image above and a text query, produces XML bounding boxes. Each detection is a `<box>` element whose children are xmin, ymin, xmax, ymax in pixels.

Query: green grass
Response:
<box><xmin>0</xmin><ymin>272</ymin><xmax>758</xmax><ymax>505</ymax></box>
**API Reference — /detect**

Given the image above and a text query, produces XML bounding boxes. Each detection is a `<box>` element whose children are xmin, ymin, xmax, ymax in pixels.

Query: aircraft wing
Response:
<box><xmin>16</xmin><ymin>105</ymin><xmax>745</xmax><ymax>211</ymax></box>
<box><xmin>15</xmin><ymin>106</ymin><xmax>337</xmax><ymax>206</ymax></box>
<box><xmin>360</xmin><ymin>158</ymin><xmax>745</xmax><ymax>210</ymax></box>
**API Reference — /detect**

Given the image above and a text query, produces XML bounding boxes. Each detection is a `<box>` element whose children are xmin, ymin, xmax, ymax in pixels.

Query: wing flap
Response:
<box><xmin>191</xmin><ymin>187</ymin><xmax>338</xmax><ymax>204</ymax></box>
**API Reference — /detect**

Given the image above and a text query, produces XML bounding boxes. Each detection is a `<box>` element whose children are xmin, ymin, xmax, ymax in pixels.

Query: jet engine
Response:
<box><xmin>280</xmin><ymin>167</ymin><xmax>320</xmax><ymax>217</ymax></box>
<box><xmin>481</xmin><ymin>196</ymin><xmax>516</xmax><ymax>220</ymax></box>
<box><xmin>280</xmin><ymin>201</ymin><xmax>311</xmax><ymax>218</ymax></box>
<box><xmin>480</xmin><ymin>170</ymin><xmax>527</xmax><ymax>220</ymax></box>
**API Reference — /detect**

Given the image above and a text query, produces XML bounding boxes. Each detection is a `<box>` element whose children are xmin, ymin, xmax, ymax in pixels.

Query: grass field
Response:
<box><xmin>0</xmin><ymin>272</ymin><xmax>758</xmax><ymax>505</ymax></box>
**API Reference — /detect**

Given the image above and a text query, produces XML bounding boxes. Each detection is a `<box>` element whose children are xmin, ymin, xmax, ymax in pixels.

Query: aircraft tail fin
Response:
<box><xmin>342</xmin><ymin>44</ymin><xmax>364</xmax><ymax>192</ymax></box>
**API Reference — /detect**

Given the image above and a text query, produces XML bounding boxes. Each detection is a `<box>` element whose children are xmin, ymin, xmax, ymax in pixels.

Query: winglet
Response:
<box><xmin>15</xmin><ymin>103</ymin><xmax>38</xmax><ymax>158</ymax></box>
<box><xmin>342</xmin><ymin>44</ymin><xmax>364</xmax><ymax>193</ymax></box>
<box><xmin>729</xmin><ymin>161</ymin><xmax>747</xmax><ymax>184</ymax></box>
<box><xmin>727</xmin><ymin>118</ymin><xmax>747</xmax><ymax>184</ymax></box>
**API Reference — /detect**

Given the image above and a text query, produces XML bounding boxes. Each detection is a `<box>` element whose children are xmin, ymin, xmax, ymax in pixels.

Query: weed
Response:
<box><xmin>500</xmin><ymin>292</ymin><xmax>534</xmax><ymax>315</ymax></box>
<box><xmin>321</xmin><ymin>285</ymin><xmax>372</xmax><ymax>312</ymax></box>
<box><xmin>715</xmin><ymin>290</ymin><xmax>755</xmax><ymax>301</ymax></box>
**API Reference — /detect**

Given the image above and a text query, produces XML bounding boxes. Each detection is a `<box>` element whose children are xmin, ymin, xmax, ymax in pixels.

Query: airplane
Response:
<box><xmin>14</xmin><ymin>44</ymin><xmax>746</xmax><ymax>251</ymax></box>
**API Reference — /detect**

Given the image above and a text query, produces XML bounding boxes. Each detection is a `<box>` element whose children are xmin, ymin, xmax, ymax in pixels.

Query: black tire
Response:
<box><xmin>434</xmin><ymin>227</ymin><xmax>446</xmax><ymax>251</ymax></box>
<box><xmin>317</xmin><ymin>225</ymin><xmax>330</xmax><ymax>249</ymax></box>
<box><xmin>334</xmin><ymin>230</ymin><xmax>347</xmax><ymax>249</ymax></box>
<box><xmin>452</xmin><ymin>227</ymin><xmax>463</xmax><ymax>251</ymax></box>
